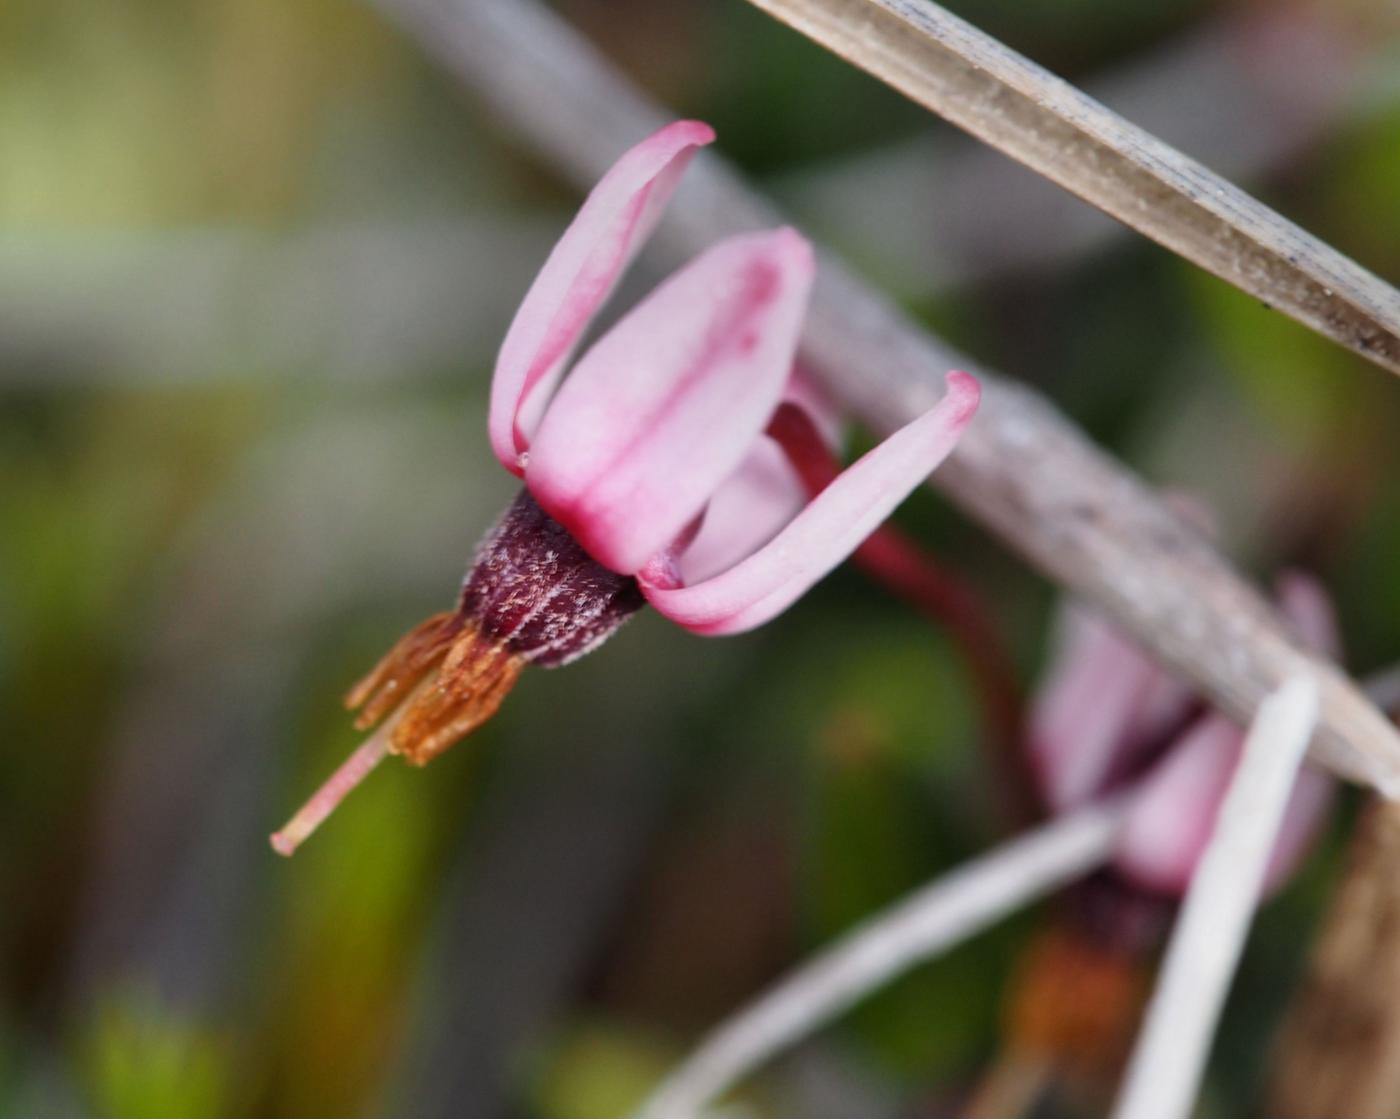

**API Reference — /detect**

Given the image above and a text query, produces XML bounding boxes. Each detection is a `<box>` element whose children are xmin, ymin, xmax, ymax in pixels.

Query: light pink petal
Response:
<box><xmin>1116</xmin><ymin>714</ymin><xmax>1333</xmax><ymax>896</ymax></box>
<box><xmin>1116</xmin><ymin>715</ymin><xmax>1241</xmax><ymax>895</ymax></box>
<box><xmin>676</xmin><ymin>436</ymin><xmax>808</xmax><ymax>585</ymax></box>
<box><xmin>1027</xmin><ymin>605</ymin><xmax>1192</xmax><ymax>811</ymax></box>
<box><xmin>488</xmin><ymin>120</ymin><xmax>715</xmax><ymax>474</ymax></box>
<box><xmin>642</xmin><ymin>371</ymin><xmax>979</xmax><ymax>634</ymax></box>
<box><xmin>526</xmin><ymin>228</ymin><xmax>815</xmax><ymax>575</ymax></box>
<box><xmin>1116</xmin><ymin>572</ymin><xmax>1340</xmax><ymax>895</ymax></box>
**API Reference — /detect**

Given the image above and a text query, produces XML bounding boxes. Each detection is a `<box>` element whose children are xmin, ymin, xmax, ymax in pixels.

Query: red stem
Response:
<box><xmin>768</xmin><ymin>403</ymin><xmax>1034</xmax><ymax>825</ymax></box>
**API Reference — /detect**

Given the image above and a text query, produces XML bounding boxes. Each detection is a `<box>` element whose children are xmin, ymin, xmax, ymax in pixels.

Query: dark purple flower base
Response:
<box><xmin>460</xmin><ymin>489</ymin><xmax>645</xmax><ymax>667</ymax></box>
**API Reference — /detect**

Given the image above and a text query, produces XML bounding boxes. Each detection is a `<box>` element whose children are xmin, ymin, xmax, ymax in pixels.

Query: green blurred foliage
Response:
<box><xmin>1327</xmin><ymin>101</ymin><xmax>1400</xmax><ymax>275</ymax></box>
<box><xmin>531</xmin><ymin>1021</ymin><xmax>679</xmax><ymax>1119</ymax></box>
<box><xmin>1187</xmin><ymin>266</ymin><xmax>1369</xmax><ymax>448</ymax></box>
<box><xmin>84</xmin><ymin>997</ymin><xmax>234</xmax><ymax>1119</ymax></box>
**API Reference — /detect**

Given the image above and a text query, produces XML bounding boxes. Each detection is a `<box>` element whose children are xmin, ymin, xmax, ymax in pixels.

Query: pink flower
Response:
<box><xmin>272</xmin><ymin>122</ymin><xmax>980</xmax><ymax>854</ymax></box>
<box><xmin>1029</xmin><ymin>571</ymin><xmax>1339</xmax><ymax>896</ymax></box>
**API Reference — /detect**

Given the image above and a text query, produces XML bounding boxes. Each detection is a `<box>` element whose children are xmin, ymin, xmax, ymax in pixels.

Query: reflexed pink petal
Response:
<box><xmin>1027</xmin><ymin>606</ymin><xmax>1178</xmax><ymax>811</ymax></box>
<box><xmin>1116</xmin><ymin>715</ymin><xmax>1333</xmax><ymax>896</ymax></box>
<box><xmin>676</xmin><ymin>436</ymin><xmax>808</xmax><ymax>585</ymax></box>
<box><xmin>642</xmin><ymin>371</ymin><xmax>979</xmax><ymax>634</ymax></box>
<box><xmin>526</xmin><ymin>228</ymin><xmax>815</xmax><ymax>575</ymax></box>
<box><xmin>488</xmin><ymin>120</ymin><xmax>715</xmax><ymax>474</ymax></box>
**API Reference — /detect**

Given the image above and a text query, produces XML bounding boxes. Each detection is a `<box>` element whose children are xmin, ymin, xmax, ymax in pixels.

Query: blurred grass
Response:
<box><xmin>85</xmin><ymin>997</ymin><xmax>233</xmax><ymax>1119</ymax></box>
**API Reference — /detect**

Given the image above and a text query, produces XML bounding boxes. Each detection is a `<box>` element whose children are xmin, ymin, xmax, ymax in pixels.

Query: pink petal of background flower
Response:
<box><xmin>1028</xmin><ymin>605</ymin><xmax>1191</xmax><ymax>811</ymax></box>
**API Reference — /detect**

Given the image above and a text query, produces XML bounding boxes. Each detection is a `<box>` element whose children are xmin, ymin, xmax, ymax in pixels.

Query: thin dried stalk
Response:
<box><xmin>783</xmin><ymin>3</ymin><xmax>1357</xmax><ymax>295</ymax></box>
<box><xmin>1110</xmin><ymin>677</ymin><xmax>1319</xmax><ymax>1119</ymax></box>
<box><xmin>1267</xmin><ymin>798</ymin><xmax>1400</xmax><ymax>1119</ymax></box>
<box><xmin>631</xmin><ymin>798</ymin><xmax>1127</xmax><ymax>1119</ymax></box>
<box><xmin>744</xmin><ymin>0</ymin><xmax>1400</xmax><ymax>376</ymax></box>
<box><xmin>364</xmin><ymin>0</ymin><xmax>1400</xmax><ymax>793</ymax></box>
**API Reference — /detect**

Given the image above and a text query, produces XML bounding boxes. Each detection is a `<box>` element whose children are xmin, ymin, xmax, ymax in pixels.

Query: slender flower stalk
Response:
<box><xmin>770</xmin><ymin>397</ymin><xmax>1030</xmax><ymax>820</ymax></box>
<box><xmin>271</xmin><ymin>122</ymin><xmax>980</xmax><ymax>854</ymax></box>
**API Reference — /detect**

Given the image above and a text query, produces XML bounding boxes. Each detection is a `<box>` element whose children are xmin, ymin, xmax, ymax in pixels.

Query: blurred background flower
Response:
<box><xmin>4</xmin><ymin>1</ymin><xmax>1400</xmax><ymax>1116</ymax></box>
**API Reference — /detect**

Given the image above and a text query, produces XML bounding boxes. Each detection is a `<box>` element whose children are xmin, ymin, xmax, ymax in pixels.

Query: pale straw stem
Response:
<box><xmin>631</xmin><ymin>798</ymin><xmax>1127</xmax><ymax>1119</ymax></box>
<box><xmin>1110</xmin><ymin>675</ymin><xmax>1320</xmax><ymax>1119</ymax></box>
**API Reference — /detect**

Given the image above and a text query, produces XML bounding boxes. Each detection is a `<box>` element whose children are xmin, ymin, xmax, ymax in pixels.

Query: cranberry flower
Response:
<box><xmin>1028</xmin><ymin>572</ymin><xmax>1338</xmax><ymax>895</ymax></box>
<box><xmin>272</xmin><ymin>121</ymin><xmax>980</xmax><ymax>855</ymax></box>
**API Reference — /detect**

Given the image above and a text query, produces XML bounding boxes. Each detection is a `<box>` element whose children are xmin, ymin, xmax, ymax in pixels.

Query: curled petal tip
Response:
<box><xmin>944</xmin><ymin>370</ymin><xmax>981</xmax><ymax>422</ymax></box>
<box><xmin>769</xmin><ymin>226</ymin><xmax>815</xmax><ymax>271</ymax></box>
<box><xmin>488</xmin><ymin>119</ymin><xmax>715</xmax><ymax>473</ymax></box>
<box><xmin>663</xmin><ymin>118</ymin><xmax>717</xmax><ymax>146</ymax></box>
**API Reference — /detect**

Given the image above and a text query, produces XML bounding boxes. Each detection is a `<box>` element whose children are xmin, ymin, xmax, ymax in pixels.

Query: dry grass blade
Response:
<box><xmin>745</xmin><ymin>0</ymin><xmax>1400</xmax><ymax>377</ymax></box>
<box><xmin>631</xmin><ymin>799</ymin><xmax>1126</xmax><ymax>1119</ymax></box>
<box><xmin>1267</xmin><ymin>797</ymin><xmax>1400</xmax><ymax>1119</ymax></box>
<box><xmin>1110</xmin><ymin>677</ymin><xmax>1320</xmax><ymax>1119</ymax></box>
